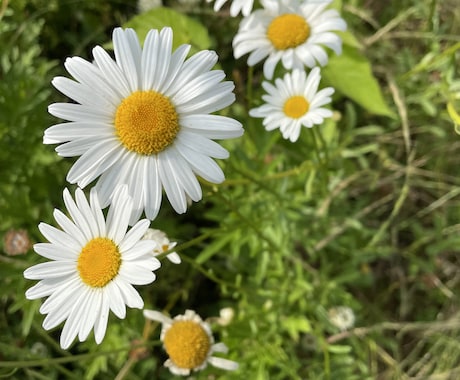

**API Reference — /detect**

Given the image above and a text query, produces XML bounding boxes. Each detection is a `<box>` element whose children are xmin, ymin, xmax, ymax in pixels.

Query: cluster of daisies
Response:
<box><xmin>23</xmin><ymin>0</ymin><xmax>346</xmax><ymax>376</ymax></box>
<box><xmin>210</xmin><ymin>0</ymin><xmax>346</xmax><ymax>142</ymax></box>
<box><xmin>24</xmin><ymin>26</ymin><xmax>241</xmax><ymax>375</ymax></box>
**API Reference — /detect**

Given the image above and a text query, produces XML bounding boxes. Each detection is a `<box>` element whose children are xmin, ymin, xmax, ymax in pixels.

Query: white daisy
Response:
<box><xmin>206</xmin><ymin>0</ymin><xmax>254</xmax><ymax>17</ymax></box>
<box><xmin>250</xmin><ymin>67</ymin><xmax>334</xmax><ymax>142</ymax></box>
<box><xmin>233</xmin><ymin>0</ymin><xmax>347</xmax><ymax>79</ymax></box>
<box><xmin>23</xmin><ymin>186</ymin><xmax>161</xmax><ymax>349</ymax></box>
<box><xmin>46</xmin><ymin>27</ymin><xmax>243</xmax><ymax>224</ymax></box>
<box><xmin>143</xmin><ymin>309</ymin><xmax>238</xmax><ymax>375</ymax></box>
<box><xmin>328</xmin><ymin>306</ymin><xmax>356</xmax><ymax>331</ymax></box>
<box><xmin>142</xmin><ymin>228</ymin><xmax>181</xmax><ymax>264</ymax></box>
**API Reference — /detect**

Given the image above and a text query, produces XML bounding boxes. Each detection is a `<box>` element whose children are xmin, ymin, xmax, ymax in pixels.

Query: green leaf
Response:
<box><xmin>327</xmin><ymin>344</ymin><xmax>353</xmax><ymax>354</ymax></box>
<box><xmin>322</xmin><ymin>45</ymin><xmax>394</xmax><ymax>117</ymax></box>
<box><xmin>124</xmin><ymin>7</ymin><xmax>211</xmax><ymax>52</ymax></box>
<box><xmin>281</xmin><ymin>316</ymin><xmax>312</xmax><ymax>341</ymax></box>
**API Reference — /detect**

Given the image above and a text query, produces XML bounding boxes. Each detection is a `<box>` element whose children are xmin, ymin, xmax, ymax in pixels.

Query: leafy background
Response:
<box><xmin>1</xmin><ymin>0</ymin><xmax>460</xmax><ymax>379</ymax></box>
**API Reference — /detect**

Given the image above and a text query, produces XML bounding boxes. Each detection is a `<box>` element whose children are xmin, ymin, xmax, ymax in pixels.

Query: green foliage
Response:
<box><xmin>1</xmin><ymin>0</ymin><xmax>460</xmax><ymax>379</ymax></box>
<box><xmin>124</xmin><ymin>6</ymin><xmax>212</xmax><ymax>51</ymax></box>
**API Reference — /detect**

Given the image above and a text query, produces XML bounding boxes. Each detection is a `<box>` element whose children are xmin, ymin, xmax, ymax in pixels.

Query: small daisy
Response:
<box><xmin>328</xmin><ymin>306</ymin><xmax>356</xmax><ymax>331</ymax></box>
<box><xmin>143</xmin><ymin>309</ymin><xmax>239</xmax><ymax>376</ymax></box>
<box><xmin>142</xmin><ymin>228</ymin><xmax>181</xmax><ymax>264</ymax></box>
<box><xmin>24</xmin><ymin>186</ymin><xmax>161</xmax><ymax>349</ymax></box>
<box><xmin>233</xmin><ymin>0</ymin><xmax>347</xmax><ymax>79</ymax></box>
<box><xmin>250</xmin><ymin>67</ymin><xmax>334</xmax><ymax>142</ymax></box>
<box><xmin>206</xmin><ymin>0</ymin><xmax>254</xmax><ymax>17</ymax></box>
<box><xmin>46</xmin><ymin>27</ymin><xmax>243</xmax><ymax>224</ymax></box>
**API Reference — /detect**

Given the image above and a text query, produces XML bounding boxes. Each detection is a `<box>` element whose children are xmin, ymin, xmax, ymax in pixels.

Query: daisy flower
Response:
<box><xmin>328</xmin><ymin>306</ymin><xmax>356</xmax><ymax>331</ymax></box>
<box><xmin>233</xmin><ymin>0</ymin><xmax>347</xmax><ymax>79</ymax></box>
<box><xmin>23</xmin><ymin>186</ymin><xmax>161</xmax><ymax>349</ymax></box>
<box><xmin>206</xmin><ymin>0</ymin><xmax>254</xmax><ymax>17</ymax></box>
<box><xmin>142</xmin><ymin>227</ymin><xmax>181</xmax><ymax>264</ymax></box>
<box><xmin>143</xmin><ymin>309</ymin><xmax>239</xmax><ymax>376</ymax></box>
<box><xmin>46</xmin><ymin>27</ymin><xmax>243</xmax><ymax>224</ymax></box>
<box><xmin>250</xmin><ymin>67</ymin><xmax>334</xmax><ymax>142</ymax></box>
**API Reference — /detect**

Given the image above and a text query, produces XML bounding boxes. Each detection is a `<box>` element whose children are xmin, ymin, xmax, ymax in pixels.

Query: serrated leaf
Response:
<box><xmin>124</xmin><ymin>7</ymin><xmax>211</xmax><ymax>52</ymax></box>
<box><xmin>322</xmin><ymin>45</ymin><xmax>394</xmax><ymax>117</ymax></box>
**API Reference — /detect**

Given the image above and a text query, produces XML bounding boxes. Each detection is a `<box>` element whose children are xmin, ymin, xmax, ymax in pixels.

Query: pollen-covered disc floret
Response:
<box><xmin>23</xmin><ymin>186</ymin><xmax>161</xmax><ymax>349</ymax></box>
<box><xmin>233</xmin><ymin>0</ymin><xmax>347</xmax><ymax>79</ymax></box>
<box><xmin>250</xmin><ymin>68</ymin><xmax>334</xmax><ymax>142</ymax></box>
<box><xmin>206</xmin><ymin>0</ymin><xmax>254</xmax><ymax>17</ymax></box>
<box><xmin>143</xmin><ymin>309</ymin><xmax>239</xmax><ymax>376</ymax></box>
<box><xmin>46</xmin><ymin>27</ymin><xmax>243</xmax><ymax>224</ymax></box>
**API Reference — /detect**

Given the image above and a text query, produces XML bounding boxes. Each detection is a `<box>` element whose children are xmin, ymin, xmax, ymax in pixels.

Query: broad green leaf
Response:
<box><xmin>124</xmin><ymin>7</ymin><xmax>211</xmax><ymax>52</ymax></box>
<box><xmin>322</xmin><ymin>45</ymin><xmax>394</xmax><ymax>117</ymax></box>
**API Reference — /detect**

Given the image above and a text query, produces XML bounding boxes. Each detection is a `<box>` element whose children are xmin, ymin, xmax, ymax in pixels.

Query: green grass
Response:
<box><xmin>1</xmin><ymin>0</ymin><xmax>460</xmax><ymax>379</ymax></box>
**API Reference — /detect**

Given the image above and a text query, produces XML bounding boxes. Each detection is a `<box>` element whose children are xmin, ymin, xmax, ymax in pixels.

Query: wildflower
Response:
<box><xmin>328</xmin><ymin>306</ymin><xmax>355</xmax><ymax>331</ymax></box>
<box><xmin>137</xmin><ymin>0</ymin><xmax>162</xmax><ymax>13</ymax></box>
<box><xmin>206</xmin><ymin>0</ymin><xmax>254</xmax><ymax>17</ymax></box>
<box><xmin>143</xmin><ymin>309</ymin><xmax>239</xmax><ymax>376</ymax></box>
<box><xmin>250</xmin><ymin>68</ymin><xmax>334</xmax><ymax>142</ymax></box>
<box><xmin>3</xmin><ymin>228</ymin><xmax>31</xmax><ymax>255</ymax></box>
<box><xmin>142</xmin><ymin>228</ymin><xmax>181</xmax><ymax>264</ymax></box>
<box><xmin>233</xmin><ymin>0</ymin><xmax>346</xmax><ymax>79</ymax></box>
<box><xmin>24</xmin><ymin>186</ymin><xmax>160</xmax><ymax>349</ymax></box>
<box><xmin>46</xmin><ymin>27</ymin><xmax>243</xmax><ymax>224</ymax></box>
<box><xmin>217</xmin><ymin>307</ymin><xmax>235</xmax><ymax>326</ymax></box>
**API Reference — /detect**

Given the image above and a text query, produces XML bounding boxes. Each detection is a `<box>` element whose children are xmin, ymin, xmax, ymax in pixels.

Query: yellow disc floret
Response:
<box><xmin>163</xmin><ymin>320</ymin><xmax>211</xmax><ymax>370</ymax></box>
<box><xmin>283</xmin><ymin>96</ymin><xmax>310</xmax><ymax>118</ymax></box>
<box><xmin>267</xmin><ymin>14</ymin><xmax>310</xmax><ymax>50</ymax></box>
<box><xmin>115</xmin><ymin>90</ymin><xmax>179</xmax><ymax>155</ymax></box>
<box><xmin>77</xmin><ymin>237</ymin><xmax>121</xmax><ymax>287</ymax></box>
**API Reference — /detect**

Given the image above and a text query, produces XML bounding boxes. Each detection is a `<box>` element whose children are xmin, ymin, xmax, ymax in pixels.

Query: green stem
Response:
<box><xmin>309</xmin><ymin>128</ymin><xmax>329</xmax><ymax>187</ymax></box>
<box><xmin>0</xmin><ymin>345</ymin><xmax>139</xmax><ymax>369</ymax></box>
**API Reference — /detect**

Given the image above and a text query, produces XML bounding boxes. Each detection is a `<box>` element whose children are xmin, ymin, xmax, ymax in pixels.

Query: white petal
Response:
<box><xmin>118</xmin><ymin>219</ymin><xmax>151</xmax><ymax>252</ymax></box>
<box><xmin>105</xmin><ymin>281</ymin><xmax>126</xmax><ymax>319</ymax></box>
<box><xmin>53</xmin><ymin>209</ymin><xmax>87</xmax><ymax>247</ymax></box>
<box><xmin>144</xmin><ymin>156</ymin><xmax>162</xmax><ymax>221</ymax></box>
<box><xmin>106</xmin><ymin>185</ymin><xmax>132</xmax><ymax>244</ymax></box>
<box><xmin>119</xmin><ymin>263</ymin><xmax>156</xmax><ymax>284</ymax></box>
<box><xmin>180</xmin><ymin>114</ymin><xmax>243</xmax><ymax>139</ymax></box>
<box><xmin>113</xmin><ymin>28</ymin><xmax>141</xmax><ymax>92</ymax></box>
<box><xmin>208</xmin><ymin>356</ymin><xmax>239</xmax><ymax>371</ymax></box>
<box><xmin>116</xmin><ymin>281</ymin><xmax>144</xmax><ymax>309</ymax></box>
<box><xmin>92</xmin><ymin>45</ymin><xmax>131</xmax><ymax>99</ymax></box>
<box><xmin>63</xmin><ymin>188</ymin><xmax>93</xmax><ymax>242</ymax></box>
<box><xmin>143</xmin><ymin>309</ymin><xmax>172</xmax><ymax>325</ymax></box>
<box><xmin>157</xmin><ymin>150</ymin><xmax>187</xmax><ymax>214</ymax></box>
<box><xmin>94</xmin><ymin>291</ymin><xmax>110</xmax><ymax>344</ymax></box>
<box><xmin>24</xmin><ymin>261</ymin><xmax>76</xmax><ymax>280</ymax></box>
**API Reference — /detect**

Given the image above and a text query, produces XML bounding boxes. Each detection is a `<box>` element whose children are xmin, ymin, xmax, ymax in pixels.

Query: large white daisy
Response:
<box><xmin>206</xmin><ymin>0</ymin><xmax>254</xmax><ymax>17</ymax></box>
<box><xmin>23</xmin><ymin>186</ymin><xmax>160</xmax><ymax>349</ymax></box>
<box><xmin>233</xmin><ymin>0</ymin><xmax>347</xmax><ymax>79</ymax></box>
<box><xmin>143</xmin><ymin>309</ymin><xmax>239</xmax><ymax>376</ymax></box>
<box><xmin>46</xmin><ymin>27</ymin><xmax>243</xmax><ymax>224</ymax></box>
<box><xmin>249</xmin><ymin>67</ymin><xmax>334</xmax><ymax>142</ymax></box>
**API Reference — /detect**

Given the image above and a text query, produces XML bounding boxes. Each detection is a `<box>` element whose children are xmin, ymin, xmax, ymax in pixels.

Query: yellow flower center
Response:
<box><xmin>283</xmin><ymin>96</ymin><xmax>310</xmax><ymax>118</ymax></box>
<box><xmin>115</xmin><ymin>90</ymin><xmax>179</xmax><ymax>155</ymax></box>
<box><xmin>163</xmin><ymin>320</ymin><xmax>211</xmax><ymax>370</ymax></box>
<box><xmin>267</xmin><ymin>14</ymin><xmax>310</xmax><ymax>50</ymax></box>
<box><xmin>77</xmin><ymin>237</ymin><xmax>121</xmax><ymax>288</ymax></box>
